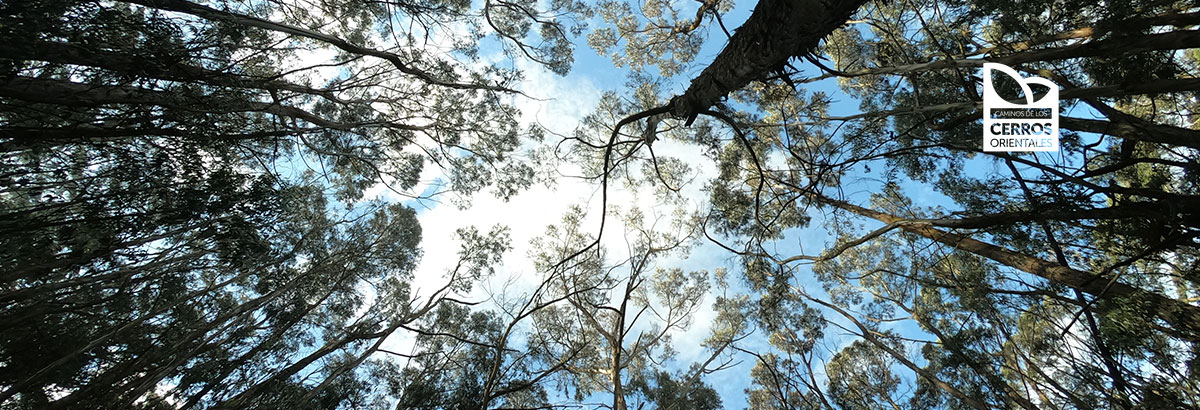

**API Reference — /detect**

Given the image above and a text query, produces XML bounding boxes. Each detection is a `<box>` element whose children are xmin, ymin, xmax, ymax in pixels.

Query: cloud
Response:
<box><xmin>371</xmin><ymin>43</ymin><xmax>749</xmax><ymax>398</ymax></box>
<box><xmin>376</xmin><ymin>55</ymin><xmax>607</xmax><ymax>355</ymax></box>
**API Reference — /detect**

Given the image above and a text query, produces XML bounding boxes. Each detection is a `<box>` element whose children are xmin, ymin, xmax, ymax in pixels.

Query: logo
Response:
<box><xmin>982</xmin><ymin>63</ymin><xmax>1059</xmax><ymax>152</ymax></box>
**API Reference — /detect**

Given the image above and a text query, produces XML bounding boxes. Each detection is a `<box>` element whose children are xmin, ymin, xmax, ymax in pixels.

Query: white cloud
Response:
<box><xmin>379</xmin><ymin>49</ymin><xmax>745</xmax><ymax>375</ymax></box>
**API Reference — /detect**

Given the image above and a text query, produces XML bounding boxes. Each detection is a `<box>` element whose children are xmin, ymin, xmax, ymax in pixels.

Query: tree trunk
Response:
<box><xmin>0</xmin><ymin>41</ymin><xmax>339</xmax><ymax>99</ymax></box>
<box><xmin>0</xmin><ymin>77</ymin><xmax>420</xmax><ymax>132</ymax></box>
<box><xmin>612</xmin><ymin>349</ymin><xmax>627</xmax><ymax>410</ymax></box>
<box><xmin>126</xmin><ymin>0</ymin><xmax>512</xmax><ymax>92</ymax></box>
<box><xmin>668</xmin><ymin>0</ymin><xmax>870</xmax><ymax>122</ymax></box>
<box><xmin>814</xmin><ymin>193</ymin><xmax>1200</xmax><ymax>341</ymax></box>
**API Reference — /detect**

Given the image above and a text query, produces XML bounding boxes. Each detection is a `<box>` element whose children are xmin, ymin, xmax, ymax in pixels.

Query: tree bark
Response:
<box><xmin>1060</xmin><ymin>116</ymin><xmax>1200</xmax><ymax>150</ymax></box>
<box><xmin>668</xmin><ymin>0</ymin><xmax>870</xmax><ymax>122</ymax></box>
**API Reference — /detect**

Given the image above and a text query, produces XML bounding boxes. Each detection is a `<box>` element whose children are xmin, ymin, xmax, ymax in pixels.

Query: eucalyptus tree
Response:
<box><xmin>519</xmin><ymin>206</ymin><xmax>734</xmax><ymax>410</ymax></box>
<box><xmin>0</xmin><ymin>0</ymin><xmax>587</xmax><ymax>407</ymax></box>
<box><xmin>784</xmin><ymin>2</ymin><xmax>1198</xmax><ymax>407</ymax></box>
<box><xmin>572</xmin><ymin>0</ymin><xmax>1200</xmax><ymax>408</ymax></box>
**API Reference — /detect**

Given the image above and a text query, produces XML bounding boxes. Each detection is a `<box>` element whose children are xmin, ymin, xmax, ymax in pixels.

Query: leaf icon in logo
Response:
<box><xmin>983</xmin><ymin>63</ymin><xmax>1057</xmax><ymax>106</ymax></box>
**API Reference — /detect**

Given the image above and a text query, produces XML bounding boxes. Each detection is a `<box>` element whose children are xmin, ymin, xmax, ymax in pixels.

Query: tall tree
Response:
<box><xmin>573</xmin><ymin>0</ymin><xmax>1200</xmax><ymax>407</ymax></box>
<box><xmin>0</xmin><ymin>0</ymin><xmax>584</xmax><ymax>407</ymax></box>
<box><xmin>525</xmin><ymin>206</ymin><xmax>722</xmax><ymax>410</ymax></box>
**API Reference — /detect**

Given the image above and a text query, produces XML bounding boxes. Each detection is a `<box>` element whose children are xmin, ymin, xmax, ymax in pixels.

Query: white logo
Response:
<box><xmin>982</xmin><ymin>63</ymin><xmax>1059</xmax><ymax>152</ymax></box>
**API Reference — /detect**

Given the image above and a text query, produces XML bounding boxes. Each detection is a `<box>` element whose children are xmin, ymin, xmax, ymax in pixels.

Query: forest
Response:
<box><xmin>1</xmin><ymin>0</ymin><xmax>1198</xmax><ymax>408</ymax></box>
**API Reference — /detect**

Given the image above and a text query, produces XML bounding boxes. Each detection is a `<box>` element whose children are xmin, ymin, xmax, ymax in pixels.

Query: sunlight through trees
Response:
<box><xmin>3</xmin><ymin>0</ymin><xmax>1199</xmax><ymax>408</ymax></box>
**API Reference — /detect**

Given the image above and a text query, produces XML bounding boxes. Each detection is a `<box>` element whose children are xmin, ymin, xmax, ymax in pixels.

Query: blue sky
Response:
<box><xmin>365</xmin><ymin>0</ymin><xmax>1103</xmax><ymax>406</ymax></box>
<box><xmin>378</xmin><ymin>1</ymin><xmax>928</xmax><ymax>406</ymax></box>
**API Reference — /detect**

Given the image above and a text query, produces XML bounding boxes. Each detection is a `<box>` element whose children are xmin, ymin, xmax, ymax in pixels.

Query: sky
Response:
<box><xmin>349</xmin><ymin>0</ymin><xmax>1074</xmax><ymax>405</ymax></box>
<box><xmin>229</xmin><ymin>0</ymin><xmax>1127</xmax><ymax>405</ymax></box>
<box><xmin>10</xmin><ymin>1</ymin><xmax>1178</xmax><ymax>408</ymax></box>
<box><xmin>357</xmin><ymin>3</ymin><xmax>857</xmax><ymax>405</ymax></box>
<box><xmin>359</xmin><ymin>2</ymin><xmax>775</xmax><ymax>403</ymax></box>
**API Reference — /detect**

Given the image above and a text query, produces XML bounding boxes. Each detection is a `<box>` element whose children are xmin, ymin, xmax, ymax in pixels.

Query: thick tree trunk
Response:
<box><xmin>668</xmin><ymin>0</ymin><xmax>870</xmax><ymax>122</ymax></box>
<box><xmin>1060</xmin><ymin>116</ymin><xmax>1200</xmax><ymax>150</ymax></box>
<box><xmin>612</xmin><ymin>350</ymin><xmax>627</xmax><ymax>410</ymax></box>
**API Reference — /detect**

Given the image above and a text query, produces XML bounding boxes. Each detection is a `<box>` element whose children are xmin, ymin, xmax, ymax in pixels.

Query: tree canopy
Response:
<box><xmin>3</xmin><ymin>0</ymin><xmax>1199</xmax><ymax>408</ymax></box>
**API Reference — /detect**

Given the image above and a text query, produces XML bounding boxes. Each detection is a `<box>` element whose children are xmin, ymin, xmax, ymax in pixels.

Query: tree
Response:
<box><xmin>571</xmin><ymin>0</ymin><xmax>1200</xmax><ymax>407</ymax></box>
<box><xmin>8</xmin><ymin>0</ymin><xmax>1200</xmax><ymax>407</ymax></box>
<box><xmin>525</xmin><ymin>206</ymin><xmax>719</xmax><ymax>410</ymax></box>
<box><xmin>0</xmin><ymin>0</ymin><xmax>583</xmax><ymax>407</ymax></box>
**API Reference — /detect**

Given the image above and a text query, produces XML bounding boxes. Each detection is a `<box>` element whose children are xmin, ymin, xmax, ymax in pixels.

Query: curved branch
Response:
<box><xmin>550</xmin><ymin>105</ymin><xmax>674</xmax><ymax>270</ymax></box>
<box><xmin>124</xmin><ymin>0</ymin><xmax>517</xmax><ymax>93</ymax></box>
